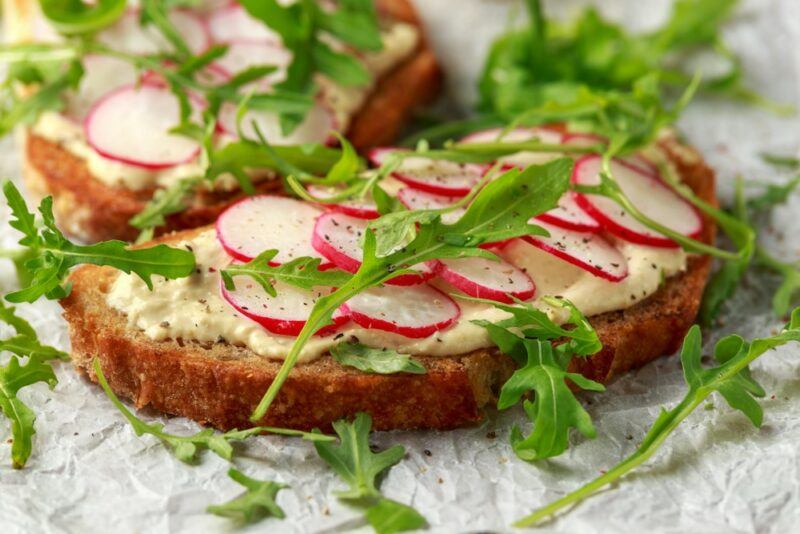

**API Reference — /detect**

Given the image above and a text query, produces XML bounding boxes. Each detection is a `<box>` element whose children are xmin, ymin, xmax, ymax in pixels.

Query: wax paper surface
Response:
<box><xmin>1</xmin><ymin>1</ymin><xmax>799</xmax><ymax>532</ymax></box>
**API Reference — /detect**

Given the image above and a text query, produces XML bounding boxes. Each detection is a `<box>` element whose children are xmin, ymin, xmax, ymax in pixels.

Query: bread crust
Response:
<box><xmin>60</xmin><ymin>140</ymin><xmax>716</xmax><ymax>431</ymax></box>
<box><xmin>15</xmin><ymin>0</ymin><xmax>442</xmax><ymax>242</ymax></box>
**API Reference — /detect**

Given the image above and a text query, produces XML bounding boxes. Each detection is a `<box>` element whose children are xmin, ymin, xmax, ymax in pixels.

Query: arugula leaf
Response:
<box><xmin>754</xmin><ymin>248</ymin><xmax>800</xmax><ymax>317</ymax></box>
<box><xmin>207</xmin><ymin>469</ymin><xmax>287</xmax><ymax>524</ymax></box>
<box><xmin>39</xmin><ymin>0</ymin><xmax>126</xmax><ymax>35</ymax></box>
<box><xmin>250</xmin><ymin>159</ymin><xmax>573</xmax><ymax>422</ymax></box>
<box><xmin>500</xmin><ymin>340</ymin><xmax>604</xmax><ymax>461</ymax></box>
<box><xmin>314</xmin><ymin>413</ymin><xmax>426</xmax><ymax>533</ymax></box>
<box><xmin>761</xmin><ymin>153</ymin><xmax>800</xmax><ymax>170</ymax></box>
<box><xmin>0</xmin><ymin>355</ymin><xmax>57</xmax><ymax>469</ymax></box>
<box><xmin>129</xmin><ymin>176</ymin><xmax>204</xmax><ymax>232</ymax></box>
<box><xmin>93</xmin><ymin>359</ymin><xmax>332</xmax><ymax>464</ymax></box>
<box><xmin>747</xmin><ymin>175</ymin><xmax>800</xmax><ymax>212</ymax></box>
<box><xmin>330</xmin><ymin>343</ymin><xmax>426</xmax><ymax>375</ymax></box>
<box><xmin>471</xmin><ymin>297</ymin><xmax>603</xmax><ymax>460</ymax></box>
<box><xmin>516</xmin><ymin>309</ymin><xmax>800</xmax><ymax>527</ymax></box>
<box><xmin>0</xmin><ymin>300</ymin><xmax>68</xmax><ymax>361</ymax></box>
<box><xmin>2</xmin><ymin>181</ymin><xmax>195</xmax><ymax>302</ymax></box>
<box><xmin>221</xmin><ymin>251</ymin><xmax>352</xmax><ymax>297</ymax></box>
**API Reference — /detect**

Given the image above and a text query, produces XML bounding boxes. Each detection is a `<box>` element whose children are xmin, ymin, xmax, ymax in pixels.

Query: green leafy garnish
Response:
<box><xmin>330</xmin><ymin>343</ymin><xmax>426</xmax><ymax>375</ymax></box>
<box><xmin>471</xmin><ymin>297</ymin><xmax>604</xmax><ymax>460</ymax></box>
<box><xmin>0</xmin><ymin>301</ymin><xmax>66</xmax><ymax>468</ymax></box>
<box><xmin>250</xmin><ymin>159</ymin><xmax>572</xmax><ymax>422</ymax></box>
<box><xmin>93</xmin><ymin>359</ymin><xmax>333</xmax><ymax>464</ymax></box>
<box><xmin>221</xmin><ymin>251</ymin><xmax>352</xmax><ymax>297</ymax></box>
<box><xmin>207</xmin><ymin>468</ymin><xmax>287</xmax><ymax>524</ymax></box>
<box><xmin>314</xmin><ymin>413</ymin><xmax>426</xmax><ymax>533</ymax></box>
<box><xmin>39</xmin><ymin>0</ymin><xmax>127</xmax><ymax>35</ymax></box>
<box><xmin>2</xmin><ymin>181</ymin><xmax>195</xmax><ymax>302</ymax></box>
<box><xmin>516</xmin><ymin>308</ymin><xmax>800</xmax><ymax>527</ymax></box>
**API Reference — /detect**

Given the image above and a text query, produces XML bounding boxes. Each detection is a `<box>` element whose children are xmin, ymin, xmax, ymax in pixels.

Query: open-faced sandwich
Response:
<box><xmin>4</xmin><ymin>0</ymin><xmax>441</xmax><ymax>242</ymax></box>
<box><xmin>61</xmin><ymin>126</ymin><xmax>716</xmax><ymax>431</ymax></box>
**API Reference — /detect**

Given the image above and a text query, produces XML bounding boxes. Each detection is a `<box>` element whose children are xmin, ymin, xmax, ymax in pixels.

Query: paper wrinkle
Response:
<box><xmin>2</xmin><ymin>0</ymin><xmax>800</xmax><ymax>532</ymax></box>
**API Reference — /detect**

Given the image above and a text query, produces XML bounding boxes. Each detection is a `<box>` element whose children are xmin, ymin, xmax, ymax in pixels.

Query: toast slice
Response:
<box><xmin>60</xmin><ymin>141</ymin><xmax>715</xmax><ymax>432</ymax></box>
<box><xmin>9</xmin><ymin>0</ymin><xmax>442</xmax><ymax>242</ymax></box>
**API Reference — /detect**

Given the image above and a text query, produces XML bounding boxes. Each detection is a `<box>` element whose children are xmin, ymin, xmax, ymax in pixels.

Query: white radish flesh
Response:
<box><xmin>563</xmin><ymin>132</ymin><xmax>658</xmax><ymax>174</ymax></box>
<box><xmin>307</xmin><ymin>185</ymin><xmax>379</xmax><ymax>219</ymax></box>
<box><xmin>522</xmin><ymin>220</ymin><xmax>628</xmax><ymax>282</ymax></box>
<box><xmin>435</xmin><ymin>255</ymin><xmax>536</xmax><ymax>303</ymax></box>
<box><xmin>572</xmin><ymin>155</ymin><xmax>703</xmax><ymax>248</ymax></box>
<box><xmin>99</xmin><ymin>10</ymin><xmax>210</xmax><ymax>55</ymax></box>
<box><xmin>218</xmin><ymin>101</ymin><xmax>334</xmax><ymax>144</ymax></box>
<box><xmin>396</xmin><ymin>188</ymin><xmax>465</xmax><ymax>224</ymax></box>
<box><xmin>221</xmin><ymin>276</ymin><xmax>347</xmax><ymax>336</ymax></box>
<box><xmin>207</xmin><ymin>5</ymin><xmax>281</xmax><ymax>44</ymax></box>
<box><xmin>68</xmin><ymin>55</ymin><xmax>139</xmax><ymax>119</ymax></box>
<box><xmin>343</xmin><ymin>284</ymin><xmax>461</xmax><ymax>338</ymax></box>
<box><xmin>214</xmin><ymin>41</ymin><xmax>292</xmax><ymax>88</ymax></box>
<box><xmin>535</xmin><ymin>192</ymin><xmax>600</xmax><ymax>232</ymax></box>
<box><xmin>369</xmin><ymin>148</ymin><xmax>485</xmax><ymax>197</ymax></box>
<box><xmin>461</xmin><ymin>126</ymin><xmax>565</xmax><ymax>167</ymax></box>
<box><xmin>216</xmin><ymin>195</ymin><xmax>332</xmax><ymax>267</ymax></box>
<box><xmin>311</xmin><ymin>212</ymin><xmax>434</xmax><ymax>285</ymax></box>
<box><xmin>84</xmin><ymin>84</ymin><xmax>201</xmax><ymax>169</ymax></box>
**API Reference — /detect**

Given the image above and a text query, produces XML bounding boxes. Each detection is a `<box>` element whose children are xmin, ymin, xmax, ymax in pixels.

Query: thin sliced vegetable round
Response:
<box><xmin>221</xmin><ymin>276</ymin><xmax>347</xmax><ymax>336</ymax></box>
<box><xmin>84</xmin><ymin>84</ymin><xmax>201</xmax><ymax>169</ymax></box>
<box><xmin>461</xmin><ymin>126</ymin><xmax>565</xmax><ymax>167</ymax></box>
<box><xmin>435</xmin><ymin>255</ymin><xmax>536</xmax><ymax>303</ymax></box>
<box><xmin>218</xmin><ymin>101</ymin><xmax>334</xmax><ymax>144</ymax></box>
<box><xmin>396</xmin><ymin>188</ymin><xmax>465</xmax><ymax>224</ymax></box>
<box><xmin>563</xmin><ymin>132</ymin><xmax>658</xmax><ymax>174</ymax></box>
<box><xmin>214</xmin><ymin>40</ymin><xmax>292</xmax><ymax>87</ymax></box>
<box><xmin>308</xmin><ymin>185</ymin><xmax>379</xmax><ymax>219</ymax></box>
<box><xmin>68</xmin><ymin>55</ymin><xmax>139</xmax><ymax>119</ymax></box>
<box><xmin>536</xmin><ymin>192</ymin><xmax>600</xmax><ymax>232</ymax></box>
<box><xmin>216</xmin><ymin>195</ymin><xmax>332</xmax><ymax>267</ymax></box>
<box><xmin>572</xmin><ymin>155</ymin><xmax>703</xmax><ymax>248</ymax></box>
<box><xmin>311</xmin><ymin>212</ymin><xmax>434</xmax><ymax>285</ymax></box>
<box><xmin>343</xmin><ymin>284</ymin><xmax>461</xmax><ymax>339</ymax></box>
<box><xmin>369</xmin><ymin>148</ymin><xmax>485</xmax><ymax>197</ymax></box>
<box><xmin>522</xmin><ymin>220</ymin><xmax>628</xmax><ymax>282</ymax></box>
<box><xmin>208</xmin><ymin>5</ymin><xmax>281</xmax><ymax>43</ymax></box>
<box><xmin>99</xmin><ymin>10</ymin><xmax>210</xmax><ymax>55</ymax></box>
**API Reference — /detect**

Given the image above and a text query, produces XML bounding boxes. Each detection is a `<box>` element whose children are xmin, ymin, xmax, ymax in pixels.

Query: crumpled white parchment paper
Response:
<box><xmin>1</xmin><ymin>1</ymin><xmax>799</xmax><ymax>532</ymax></box>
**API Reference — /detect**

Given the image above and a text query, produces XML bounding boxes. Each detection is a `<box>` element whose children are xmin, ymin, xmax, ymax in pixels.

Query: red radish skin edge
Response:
<box><xmin>342</xmin><ymin>287</ymin><xmax>461</xmax><ymax>339</ymax></box>
<box><xmin>519</xmin><ymin>234</ymin><xmax>628</xmax><ymax>283</ymax></box>
<box><xmin>571</xmin><ymin>156</ymin><xmax>704</xmax><ymax>248</ymax></box>
<box><xmin>431</xmin><ymin>260</ymin><xmax>536</xmax><ymax>304</ymax></box>
<box><xmin>368</xmin><ymin>147</ymin><xmax>486</xmax><ymax>197</ymax></box>
<box><xmin>310</xmin><ymin>215</ymin><xmax>435</xmax><ymax>286</ymax></box>
<box><xmin>492</xmin><ymin>163</ymin><xmax>601</xmax><ymax>233</ymax></box>
<box><xmin>220</xmin><ymin>280</ymin><xmax>348</xmax><ymax>337</ymax></box>
<box><xmin>84</xmin><ymin>83</ymin><xmax>202</xmax><ymax>170</ymax></box>
<box><xmin>215</xmin><ymin>195</ymin><xmax>334</xmax><ymax>269</ymax></box>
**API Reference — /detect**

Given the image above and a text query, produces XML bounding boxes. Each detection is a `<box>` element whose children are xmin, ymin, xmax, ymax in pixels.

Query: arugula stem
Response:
<box><xmin>249</xmin><ymin>268</ymin><xmax>386</xmax><ymax>422</ymax></box>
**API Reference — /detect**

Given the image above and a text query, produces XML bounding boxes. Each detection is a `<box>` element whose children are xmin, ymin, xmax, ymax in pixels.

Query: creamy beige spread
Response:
<box><xmin>29</xmin><ymin>20</ymin><xmax>419</xmax><ymax>191</ymax></box>
<box><xmin>107</xmin><ymin>226</ymin><xmax>686</xmax><ymax>363</ymax></box>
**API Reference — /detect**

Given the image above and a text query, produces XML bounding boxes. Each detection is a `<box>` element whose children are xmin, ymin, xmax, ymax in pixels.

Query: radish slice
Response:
<box><xmin>536</xmin><ymin>193</ymin><xmax>600</xmax><ymax>232</ymax></box>
<box><xmin>68</xmin><ymin>55</ymin><xmax>139</xmax><ymax>119</ymax></box>
<box><xmin>221</xmin><ymin>276</ymin><xmax>347</xmax><ymax>336</ymax></box>
<box><xmin>307</xmin><ymin>185</ymin><xmax>379</xmax><ymax>219</ymax></box>
<box><xmin>311</xmin><ymin>212</ymin><xmax>435</xmax><ymax>285</ymax></box>
<box><xmin>218</xmin><ymin>101</ymin><xmax>334</xmax><ymax>144</ymax></box>
<box><xmin>208</xmin><ymin>5</ymin><xmax>281</xmax><ymax>44</ymax></box>
<box><xmin>343</xmin><ymin>284</ymin><xmax>460</xmax><ymax>338</ymax></box>
<box><xmin>99</xmin><ymin>10</ymin><xmax>210</xmax><ymax>55</ymax></box>
<box><xmin>522</xmin><ymin>220</ymin><xmax>628</xmax><ymax>282</ymax></box>
<box><xmin>214</xmin><ymin>41</ymin><xmax>292</xmax><ymax>88</ymax></box>
<box><xmin>369</xmin><ymin>148</ymin><xmax>485</xmax><ymax>197</ymax></box>
<box><xmin>396</xmin><ymin>188</ymin><xmax>465</xmax><ymax>224</ymax></box>
<box><xmin>460</xmin><ymin>127</ymin><xmax>565</xmax><ymax>168</ymax></box>
<box><xmin>435</xmin><ymin>256</ymin><xmax>536</xmax><ymax>303</ymax></box>
<box><xmin>84</xmin><ymin>84</ymin><xmax>201</xmax><ymax>170</ymax></box>
<box><xmin>216</xmin><ymin>195</ymin><xmax>333</xmax><ymax>267</ymax></box>
<box><xmin>572</xmin><ymin>155</ymin><xmax>703</xmax><ymax>248</ymax></box>
<box><xmin>563</xmin><ymin>133</ymin><xmax>658</xmax><ymax>174</ymax></box>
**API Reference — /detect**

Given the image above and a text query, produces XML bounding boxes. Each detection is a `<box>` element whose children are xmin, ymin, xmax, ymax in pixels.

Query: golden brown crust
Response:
<box><xmin>18</xmin><ymin>0</ymin><xmax>442</xmax><ymax>243</ymax></box>
<box><xmin>60</xmin><ymin>141</ymin><xmax>716</xmax><ymax>432</ymax></box>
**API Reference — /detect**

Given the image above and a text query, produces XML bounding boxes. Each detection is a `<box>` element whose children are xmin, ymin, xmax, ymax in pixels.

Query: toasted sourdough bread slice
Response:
<box><xmin>60</xmin><ymin>141</ymin><xmax>716</xmax><ymax>432</ymax></box>
<box><xmin>9</xmin><ymin>0</ymin><xmax>442</xmax><ymax>243</ymax></box>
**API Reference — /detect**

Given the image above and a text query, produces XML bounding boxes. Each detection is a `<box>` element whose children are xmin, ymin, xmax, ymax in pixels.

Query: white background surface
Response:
<box><xmin>1</xmin><ymin>1</ymin><xmax>800</xmax><ymax>532</ymax></box>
